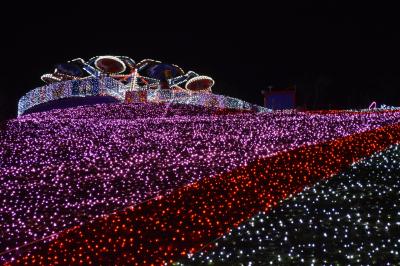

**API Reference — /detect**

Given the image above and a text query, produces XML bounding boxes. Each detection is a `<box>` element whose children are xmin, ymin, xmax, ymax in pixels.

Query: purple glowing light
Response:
<box><xmin>1</xmin><ymin>103</ymin><xmax>400</xmax><ymax>261</ymax></box>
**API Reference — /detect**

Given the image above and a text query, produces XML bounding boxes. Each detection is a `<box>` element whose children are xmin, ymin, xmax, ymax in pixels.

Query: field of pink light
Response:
<box><xmin>1</xmin><ymin>102</ymin><xmax>399</xmax><ymax>257</ymax></box>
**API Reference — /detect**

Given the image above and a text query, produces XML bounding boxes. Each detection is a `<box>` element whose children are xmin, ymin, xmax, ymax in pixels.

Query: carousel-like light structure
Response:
<box><xmin>18</xmin><ymin>55</ymin><xmax>266</xmax><ymax>116</ymax></box>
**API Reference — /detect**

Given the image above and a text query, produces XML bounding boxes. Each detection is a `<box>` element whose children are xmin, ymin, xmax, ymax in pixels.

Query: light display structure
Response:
<box><xmin>18</xmin><ymin>56</ymin><xmax>269</xmax><ymax>115</ymax></box>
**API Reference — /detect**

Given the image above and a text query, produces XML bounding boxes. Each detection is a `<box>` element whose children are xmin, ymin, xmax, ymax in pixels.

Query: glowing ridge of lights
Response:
<box><xmin>165</xmin><ymin>93</ymin><xmax>270</xmax><ymax>112</ymax></box>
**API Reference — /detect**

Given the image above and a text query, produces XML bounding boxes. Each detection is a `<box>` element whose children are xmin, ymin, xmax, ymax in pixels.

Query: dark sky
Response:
<box><xmin>1</xmin><ymin>2</ymin><xmax>399</xmax><ymax>120</ymax></box>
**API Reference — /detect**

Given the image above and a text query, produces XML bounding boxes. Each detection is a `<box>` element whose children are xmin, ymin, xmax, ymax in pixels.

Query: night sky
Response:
<box><xmin>1</xmin><ymin>2</ymin><xmax>399</xmax><ymax>121</ymax></box>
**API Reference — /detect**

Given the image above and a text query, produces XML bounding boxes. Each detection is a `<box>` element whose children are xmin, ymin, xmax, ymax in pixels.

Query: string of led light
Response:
<box><xmin>179</xmin><ymin>144</ymin><xmax>400</xmax><ymax>265</ymax></box>
<box><xmin>2</xmin><ymin>102</ymin><xmax>400</xmax><ymax>264</ymax></box>
<box><xmin>5</xmin><ymin>121</ymin><xmax>400</xmax><ymax>265</ymax></box>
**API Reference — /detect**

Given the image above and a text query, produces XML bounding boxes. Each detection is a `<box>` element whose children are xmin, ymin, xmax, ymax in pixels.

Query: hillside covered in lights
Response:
<box><xmin>1</xmin><ymin>101</ymin><xmax>400</xmax><ymax>265</ymax></box>
<box><xmin>1</xmin><ymin>55</ymin><xmax>400</xmax><ymax>265</ymax></box>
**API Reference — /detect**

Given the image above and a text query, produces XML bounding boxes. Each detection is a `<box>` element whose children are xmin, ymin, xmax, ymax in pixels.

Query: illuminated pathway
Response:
<box><xmin>180</xmin><ymin>144</ymin><xmax>400</xmax><ymax>265</ymax></box>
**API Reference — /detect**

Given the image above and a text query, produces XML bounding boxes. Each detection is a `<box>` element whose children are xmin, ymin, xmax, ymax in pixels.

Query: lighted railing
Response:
<box><xmin>166</xmin><ymin>93</ymin><xmax>270</xmax><ymax>112</ymax></box>
<box><xmin>18</xmin><ymin>77</ymin><xmax>126</xmax><ymax>116</ymax></box>
<box><xmin>18</xmin><ymin>77</ymin><xmax>270</xmax><ymax>116</ymax></box>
